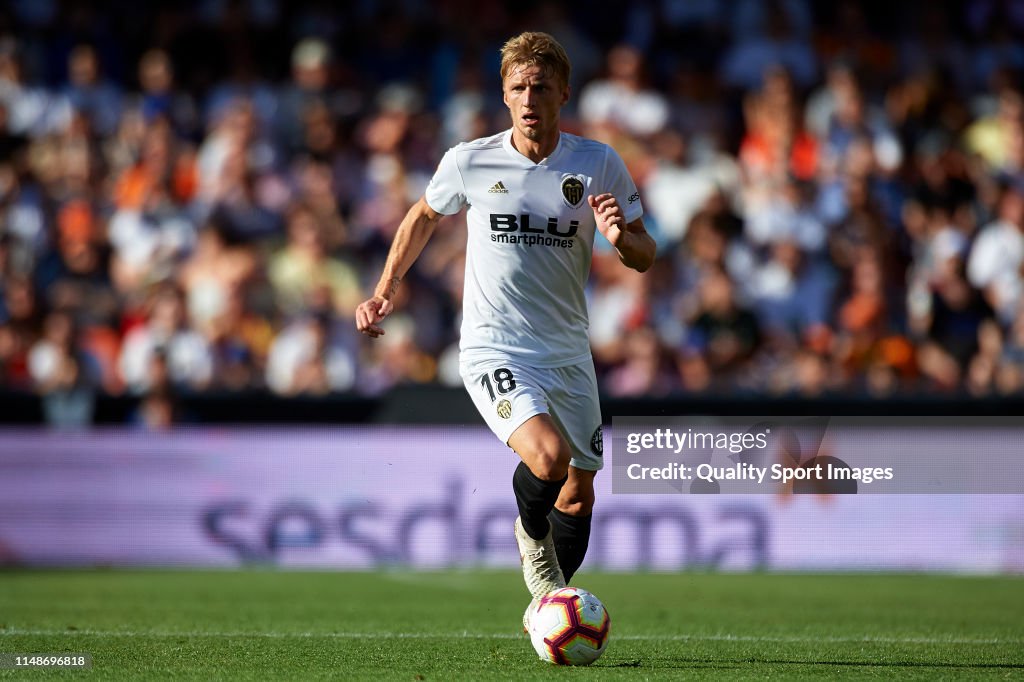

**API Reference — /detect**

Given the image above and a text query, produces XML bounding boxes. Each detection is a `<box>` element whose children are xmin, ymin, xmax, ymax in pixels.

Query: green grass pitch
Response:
<box><xmin>0</xmin><ymin>570</ymin><xmax>1022</xmax><ymax>680</ymax></box>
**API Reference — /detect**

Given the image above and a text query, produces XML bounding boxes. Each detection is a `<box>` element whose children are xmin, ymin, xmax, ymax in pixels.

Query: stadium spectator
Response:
<box><xmin>136</xmin><ymin>49</ymin><xmax>198</xmax><ymax>138</ymax></box>
<box><xmin>967</xmin><ymin>183</ymin><xmax>1024</xmax><ymax>322</ymax></box>
<box><xmin>293</xmin><ymin>156</ymin><xmax>350</xmax><ymax>250</ymax></box>
<box><xmin>266</xmin><ymin>310</ymin><xmax>355</xmax><ymax>395</ymax></box>
<box><xmin>739</xmin><ymin>66</ymin><xmax>818</xmax><ymax>187</ymax></box>
<box><xmin>589</xmin><ymin>250</ymin><xmax>649</xmax><ymax>370</ymax></box>
<box><xmin>108</xmin><ymin>119</ymin><xmax>198</xmax><ymax>292</ymax></box>
<box><xmin>28</xmin><ymin>310</ymin><xmax>97</xmax><ymax>392</ymax></box>
<box><xmin>28</xmin><ymin>310</ymin><xmax>97</xmax><ymax>426</ymax></box>
<box><xmin>119</xmin><ymin>284</ymin><xmax>213</xmax><ymax>394</ymax></box>
<box><xmin>62</xmin><ymin>44</ymin><xmax>122</xmax><ymax>138</ymax></box>
<box><xmin>0</xmin><ymin>38</ymin><xmax>70</xmax><ymax>138</ymax></box>
<box><xmin>0</xmin><ymin>275</ymin><xmax>39</xmax><ymax>389</ymax></box>
<box><xmin>178</xmin><ymin>221</ymin><xmax>257</xmax><ymax>339</ymax></box>
<box><xmin>751</xmin><ymin>240</ymin><xmax>837</xmax><ymax>339</ymax></box>
<box><xmin>605</xmin><ymin>325</ymin><xmax>675</xmax><ymax>397</ymax></box>
<box><xmin>641</xmin><ymin>128</ymin><xmax>720</xmax><ymax>245</ymax></box>
<box><xmin>578</xmin><ymin>44</ymin><xmax>669</xmax><ymax>138</ymax></box>
<box><xmin>276</xmin><ymin>38</ymin><xmax>334</xmax><ymax>154</ymax></box>
<box><xmin>205</xmin><ymin>286</ymin><xmax>274</xmax><ymax>392</ymax></box>
<box><xmin>913</xmin><ymin>243</ymin><xmax>995</xmax><ymax>391</ymax></box>
<box><xmin>0</xmin><ymin>147</ymin><xmax>48</xmax><ymax>271</ymax></box>
<box><xmin>964</xmin><ymin>86</ymin><xmax>1024</xmax><ymax>176</ymax></box>
<box><xmin>268</xmin><ymin>202</ymin><xmax>361</xmax><ymax>316</ymax></box>
<box><xmin>997</xmin><ymin>307</ymin><xmax>1024</xmax><ymax>393</ymax></box>
<box><xmin>357</xmin><ymin>311</ymin><xmax>437</xmax><ymax>394</ymax></box>
<box><xmin>720</xmin><ymin>0</ymin><xmax>818</xmax><ymax>91</ymax></box>
<box><xmin>687</xmin><ymin>267</ymin><xmax>762</xmax><ymax>381</ymax></box>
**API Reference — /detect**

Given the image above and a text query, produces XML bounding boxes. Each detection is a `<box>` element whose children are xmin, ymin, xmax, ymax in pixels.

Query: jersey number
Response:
<box><xmin>480</xmin><ymin>368</ymin><xmax>516</xmax><ymax>402</ymax></box>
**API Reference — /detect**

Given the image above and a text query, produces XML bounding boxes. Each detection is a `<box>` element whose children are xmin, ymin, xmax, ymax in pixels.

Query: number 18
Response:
<box><xmin>480</xmin><ymin>367</ymin><xmax>516</xmax><ymax>402</ymax></box>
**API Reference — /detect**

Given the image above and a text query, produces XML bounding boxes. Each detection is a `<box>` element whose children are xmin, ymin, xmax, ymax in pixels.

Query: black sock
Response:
<box><xmin>513</xmin><ymin>461</ymin><xmax>566</xmax><ymax>540</ymax></box>
<box><xmin>549</xmin><ymin>508</ymin><xmax>592</xmax><ymax>583</ymax></box>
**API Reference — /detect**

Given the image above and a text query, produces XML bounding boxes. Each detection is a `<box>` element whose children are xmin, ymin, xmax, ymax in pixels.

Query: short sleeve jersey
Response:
<box><xmin>425</xmin><ymin>129</ymin><xmax>643</xmax><ymax>367</ymax></box>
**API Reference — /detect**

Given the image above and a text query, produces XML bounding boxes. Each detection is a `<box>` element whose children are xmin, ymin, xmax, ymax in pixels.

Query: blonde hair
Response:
<box><xmin>499</xmin><ymin>32</ymin><xmax>571</xmax><ymax>88</ymax></box>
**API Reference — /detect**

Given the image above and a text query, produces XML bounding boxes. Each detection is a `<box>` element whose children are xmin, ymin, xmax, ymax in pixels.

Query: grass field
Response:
<box><xmin>1</xmin><ymin>570</ymin><xmax>1022</xmax><ymax>680</ymax></box>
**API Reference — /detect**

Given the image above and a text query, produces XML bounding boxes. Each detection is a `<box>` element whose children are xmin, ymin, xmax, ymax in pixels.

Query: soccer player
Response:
<box><xmin>355</xmin><ymin>32</ymin><xmax>655</xmax><ymax>626</ymax></box>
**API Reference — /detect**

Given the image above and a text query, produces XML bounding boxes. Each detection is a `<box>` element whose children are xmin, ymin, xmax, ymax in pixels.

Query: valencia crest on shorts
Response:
<box><xmin>561</xmin><ymin>175</ymin><xmax>585</xmax><ymax>208</ymax></box>
<box><xmin>496</xmin><ymin>399</ymin><xmax>512</xmax><ymax>419</ymax></box>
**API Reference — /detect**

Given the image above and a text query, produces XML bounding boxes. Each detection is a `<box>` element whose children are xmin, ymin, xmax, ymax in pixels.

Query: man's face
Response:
<box><xmin>503</xmin><ymin>64</ymin><xmax>569</xmax><ymax>143</ymax></box>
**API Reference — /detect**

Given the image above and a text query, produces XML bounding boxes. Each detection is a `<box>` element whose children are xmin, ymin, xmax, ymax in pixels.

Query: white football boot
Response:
<box><xmin>514</xmin><ymin>516</ymin><xmax>566</xmax><ymax>601</ymax></box>
<box><xmin>522</xmin><ymin>597</ymin><xmax>539</xmax><ymax>634</ymax></box>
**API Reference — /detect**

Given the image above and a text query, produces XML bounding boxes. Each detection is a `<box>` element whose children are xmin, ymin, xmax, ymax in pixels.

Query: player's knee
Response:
<box><xmin>531</xmin><ymin>455</ymin><xmax>570</xmax><ymax>482</ymax></box>
<box><xmin>527</xmin><ymin>437</ymin><xmax>571</xmax><ymax>482</ymax></box>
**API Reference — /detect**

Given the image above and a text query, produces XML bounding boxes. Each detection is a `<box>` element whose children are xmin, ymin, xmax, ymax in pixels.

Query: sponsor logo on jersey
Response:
<box><xmin>496</xmin><ymin>399</ymin><xmax>512</xmax><ymax>419</ymax></box>
<box><xmin>561</xmin><ymin>175</ymin><xmax>585</xmax><ymax>208</ymax></box>
<box><xmin>628</xmin><ymin>191</ymin><xmax>640</xmax><ymax>204</ymax></box>
<box><xmin>489</xmin><ymin>214</ymin><xmax>578</xmax><ymax>248</ymax></box>
<box><xmin>488</xmin><ymin>181</ymin><xmax>509</xmax><ymax>194</ymax></box>
<box><xmin>591</xmin><ymin>426</ymin><xmax>604</xmax><ymax>456</ymax></box>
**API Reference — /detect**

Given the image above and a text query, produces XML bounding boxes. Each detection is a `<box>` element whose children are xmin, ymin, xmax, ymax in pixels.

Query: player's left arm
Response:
<box><xmin>588</xmin><ymin>193</ymin><xmax>656</xmax><ymax>273</ymax></box>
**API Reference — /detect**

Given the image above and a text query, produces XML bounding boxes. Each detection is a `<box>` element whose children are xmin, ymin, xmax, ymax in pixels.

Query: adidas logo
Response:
<box><xmin>488</xmin><ymin>181</ymin><xmax>509</xmax><ymax>194</ymax></box>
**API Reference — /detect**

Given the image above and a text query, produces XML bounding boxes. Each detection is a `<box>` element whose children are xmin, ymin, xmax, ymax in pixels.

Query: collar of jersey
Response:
<box><xmin>502</xmin><ymin>129</ymin><xmax>563</xmax><ymax>168</ymax></box>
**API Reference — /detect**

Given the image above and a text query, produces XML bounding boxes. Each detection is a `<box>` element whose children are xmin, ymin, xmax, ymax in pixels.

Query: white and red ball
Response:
<box><xmin>528</xmin><ymin>587</ymin><xmax>611</xmax><ymax>665</ymax></box>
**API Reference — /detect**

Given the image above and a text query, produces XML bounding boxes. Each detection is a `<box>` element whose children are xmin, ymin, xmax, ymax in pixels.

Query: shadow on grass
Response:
<box><xmin>607</xmin><ymin>655</ymin><xmax>1024</xmax><ymax>671</ymax></box>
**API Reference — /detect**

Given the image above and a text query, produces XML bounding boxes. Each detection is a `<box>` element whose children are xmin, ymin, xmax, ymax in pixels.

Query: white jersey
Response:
<box><xmin>425</xmin><ymin>129</ymin><xmax>643</xmax><ymax>367</ymax></box>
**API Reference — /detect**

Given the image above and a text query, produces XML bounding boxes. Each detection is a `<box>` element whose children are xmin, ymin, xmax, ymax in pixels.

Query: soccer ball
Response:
<box><xmin>528</xmin><ymin>587</ymin><xmax>611</xmax><ymax>665</ymax></box>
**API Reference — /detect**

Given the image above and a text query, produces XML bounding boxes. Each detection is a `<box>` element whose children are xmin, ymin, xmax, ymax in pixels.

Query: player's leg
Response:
<box><xmin>459</xmin><ymin>359</ymin><xmax>568</xmax><ymax>602</ymax></box>
<box><xmin>509</xmin><ymin>414</ymin><xmax>571</xmax><ymax>539</ymax></box>
<box><xmin>508</xmin><ymin>414</ymin><xmax>570</xmax><ymax>600</ymax></box>
<box><xmin>551</xmin><ymin>466</ymin><xmax>595</xmax><ymax>584</ymax></box>
<box><xmin>544</xmin><ymin>360</ymin><xmax>603</xmax><ymax>585</ymax></box>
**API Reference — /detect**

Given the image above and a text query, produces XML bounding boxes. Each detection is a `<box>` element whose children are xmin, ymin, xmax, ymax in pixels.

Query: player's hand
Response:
<box><xmin>589</xmin><ymin>193</ymin><xmax>625</xmax><ymax>247</ymax></box>
<box><xmin>355</xmin><ymin>296</ymin><xmax>394</xmax><ymax>338</ymax></box>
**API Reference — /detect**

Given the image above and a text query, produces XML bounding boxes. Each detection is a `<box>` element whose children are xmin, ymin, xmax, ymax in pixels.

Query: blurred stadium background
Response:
<box><xmin>0</xmin><ymin>0</ymin><xmax>1022</xmax><ymax>582</ymax></box>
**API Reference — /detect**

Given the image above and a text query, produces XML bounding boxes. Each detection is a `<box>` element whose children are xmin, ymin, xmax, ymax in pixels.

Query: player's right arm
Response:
<box><xmin>355</xmin><ymin>197</ymin><xmax>442</xmax><ymax>338</ymax></box>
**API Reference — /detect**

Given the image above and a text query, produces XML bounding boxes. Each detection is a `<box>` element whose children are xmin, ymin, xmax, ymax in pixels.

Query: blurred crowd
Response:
<box><xmin>3</xmin><ymin>0</ymin><xmax>1024</xmax><ymax>426</ymax></box>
